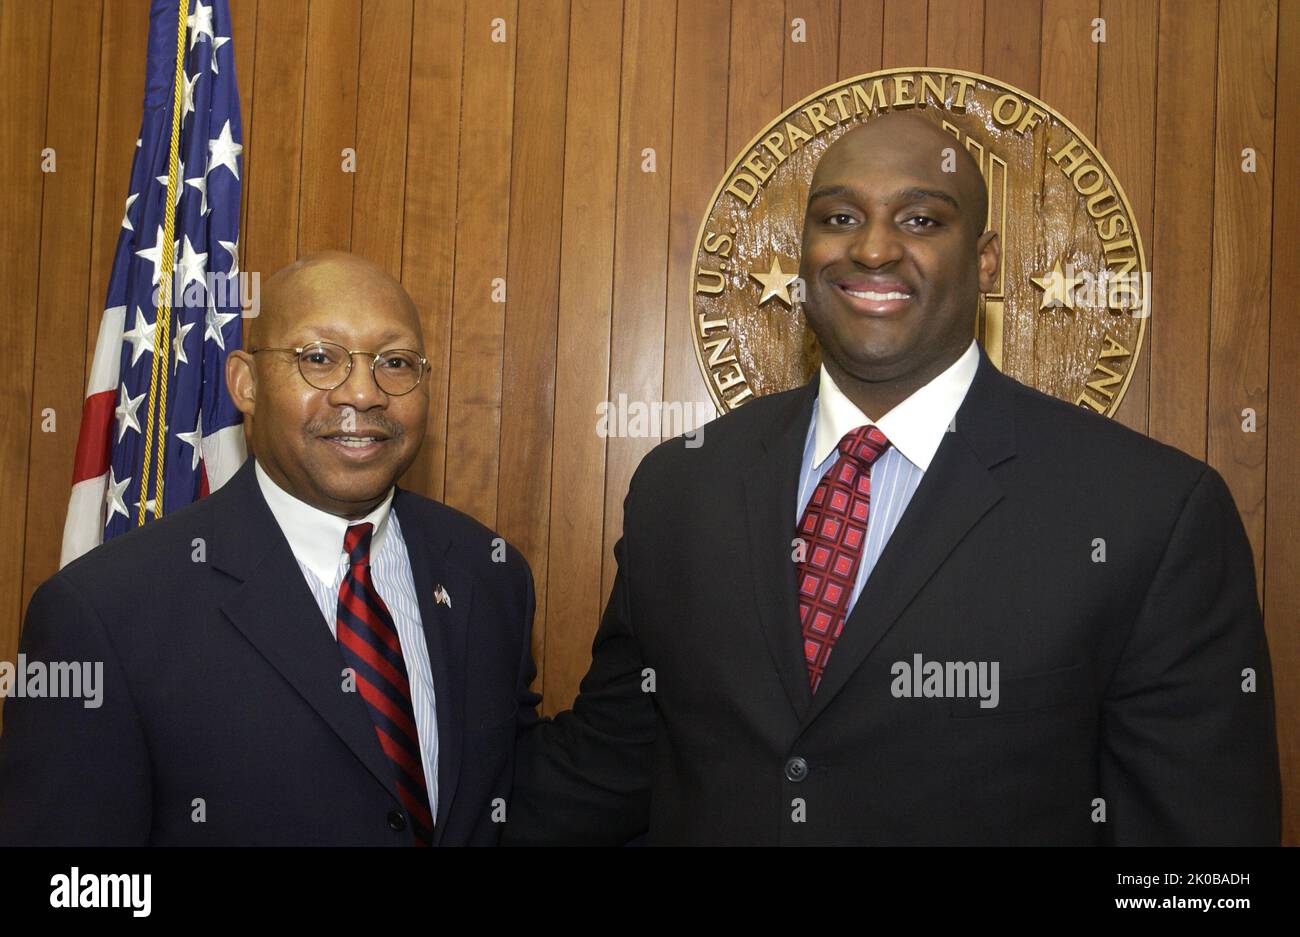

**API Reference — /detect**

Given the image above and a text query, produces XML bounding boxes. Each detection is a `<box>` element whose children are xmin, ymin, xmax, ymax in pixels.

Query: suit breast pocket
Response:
<box><xmin>949</xmin><ymin>663</ymin><xmax>1091</xmax><ymax>718</ymax></box>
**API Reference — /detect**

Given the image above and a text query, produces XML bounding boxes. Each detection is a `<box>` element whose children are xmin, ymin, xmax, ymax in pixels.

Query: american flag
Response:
<box><xmin>61</xmin><ymin>0</ymin><xmax>246</xmax><ymax>566</ymax></box>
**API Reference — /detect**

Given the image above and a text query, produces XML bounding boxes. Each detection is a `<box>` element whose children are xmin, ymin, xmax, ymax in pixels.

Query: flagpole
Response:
<box><xmin>136</xmin><ymin>0</ymin><xmax>189</xmax><ymax>526</ymax></box>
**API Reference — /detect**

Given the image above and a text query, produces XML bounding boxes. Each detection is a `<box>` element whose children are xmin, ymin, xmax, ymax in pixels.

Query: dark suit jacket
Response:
<box><xmin>0</xmin><ymin>458</ymin><xmax>538</xmax><ymax>845</ymax></box>
<box><xmin>507</xmin><ymin>344</ymin><xmax>1282</xmax><ymax>845</ymax></box>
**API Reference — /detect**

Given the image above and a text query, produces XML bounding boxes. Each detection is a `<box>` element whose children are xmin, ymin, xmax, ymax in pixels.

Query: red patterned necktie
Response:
<box><xmin>795</xmin><ymin>425</ymin><xmax>891</xmax><ymax>693</ymax></box>
<box><xmin>335</xmin><ymin>522</ymin><xmax>434</xmax><ymax>845</ymax></box>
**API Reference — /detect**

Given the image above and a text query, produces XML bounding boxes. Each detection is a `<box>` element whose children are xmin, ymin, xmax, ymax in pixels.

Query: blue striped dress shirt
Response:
<box><xmin>796</xmin><ymin>339</ymin><xmax>981</xmax><ymax>615</ymax></box>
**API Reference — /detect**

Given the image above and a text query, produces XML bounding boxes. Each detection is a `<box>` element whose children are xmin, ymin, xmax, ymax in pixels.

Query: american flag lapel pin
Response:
<box><xmin>434</xmin><ymin>584</ymin><xmax>451</xmax><ymax>608</ymax></box>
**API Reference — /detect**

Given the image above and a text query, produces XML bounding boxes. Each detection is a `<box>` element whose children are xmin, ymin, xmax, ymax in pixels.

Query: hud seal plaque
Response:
<box><xmin>691</xmin><ymin>68</ymin><xmax>1148</xmax><ymax>417</ymax></box>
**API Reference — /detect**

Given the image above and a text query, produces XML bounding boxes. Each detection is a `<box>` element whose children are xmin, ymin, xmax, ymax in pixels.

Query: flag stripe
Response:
<box><xmin>70</xmin><ymin>391</ymin><xmax>117</xmax><ymax>483</ymax></box>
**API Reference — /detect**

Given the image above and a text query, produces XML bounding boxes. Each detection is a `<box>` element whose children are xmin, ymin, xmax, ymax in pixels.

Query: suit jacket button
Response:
<box><xmin>387</xmin><ymin>810</ymin><xmax>407</xmax><ymax>832</ymax></box>
<box><xmin>785</xmin><ymin>756</ymin><xmax>809</xmax><ymax>782</ymax></box>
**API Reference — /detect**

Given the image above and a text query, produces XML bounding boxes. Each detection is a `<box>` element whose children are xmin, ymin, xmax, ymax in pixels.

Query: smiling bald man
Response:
<box><xmin>506</xmin><ymin>112</ymin><xmax>1281</xmax><ymax>845</ymax></box>
<box><xmin>0</xmin><ymin>251</ymin><xmax>539</xmax><ymax>846</ymax></box>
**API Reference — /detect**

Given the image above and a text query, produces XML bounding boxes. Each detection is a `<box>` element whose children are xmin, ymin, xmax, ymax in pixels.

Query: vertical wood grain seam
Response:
<box><xmin>1204</xmin><ymin>0</ymin><xmax>1220</xmax><ymax>470</ymax></box>
<box><xmin>657</xmin><ymin>0</ymin><xmax>684</xmax><ymax>416</ymax></box>
<box><xmin>1039</xmin><ymin>0</ymin><xmax>1045</xmax><ymax>80</ymax></box>
<box><xmin>81</xmin><ymin>0</ymin><xmax>109</xmax><ymax>392</ymax></box>
<box><xmin>294</xmin><ymin>0</ymin><xmax>314</xmax><ymax>258</ymax></box>
<box><xmin>538</xmin><ymin>0</ymin><xmax>584</xmax><ymax>702</ymax></box>
<box><xmin>1262</xmin><ymin>0</ymin><xmax>1281</xmax><ymax>606</ymax></box>
<box><xmin>438</xmin><ymin>2</ymin><xmax>470</xmax><ymax>503</ymax></box>
<box><xmin>538</xmin><ymin>0</ymin><xmax>575</xmax><ymax>670</ymax></box>
<box><xmin>397</xmin><ymin>0</ymin><xmax>415</xmax><ymax>283</ymax></box>
<box><xmin>241</xmin><ymin>0</ymin><xmax>259</xmax><ymax>273</ymax></box>
<box><xmin>21</xmin><ymin>4</ymin><xmax>58</xmax><ymax>584</ymax></box>
<box><xmin>780</xmin><ymin>2</ymin><xmax>788</xmax><ymax>104</ymax></box>
<box><xmin>878</xmin><ymin>0</ymin><xmax>887</xmax><ymax>71</ymax></box>
<box><xmin>596</xmin><ymin>0</ymin><xmax>631</xmax><ymax>588</ymax></box>
<box><xmin>723</xmin><ymin>0</ymin><xmax>735</xmax><ymax>150</ymax></box>
<box><xmin>493</xmin><ymin>0</ymin><xmax>523</xmax><ymax>528</ymax></box>
<box><xmin>834</xmin><ymin>0</ymin><xmax>845</xmax><ymax>76</ymax></box>
<box><xmin>348</xmin><ymin>0</ymin><xmax>365</xmax><ymax>253</ymax></box>
<box><xmin>923</xmin><ymin>0</ymin><xmax>930</xmax><ymax>61</ymax></box>
<box><xmin>1145</xmin><ymin>0</ymin><xmax>1161</xmax><ymax>436</ymax></box>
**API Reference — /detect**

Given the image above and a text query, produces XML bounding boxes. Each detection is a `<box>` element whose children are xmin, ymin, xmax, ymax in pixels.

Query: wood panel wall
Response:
<box><xmin>1</xmin><ymin>0</ymin><xmax>1296</xmax><ymax>841</ymax></box>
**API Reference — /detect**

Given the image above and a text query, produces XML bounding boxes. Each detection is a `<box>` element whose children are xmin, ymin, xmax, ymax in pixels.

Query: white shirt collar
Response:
<box><xmin>814</xmin><ymin>338</ymin><xmax>980</xmax><ymax>471</ymax></box>
<box><xmin>254</xmin><ymin>460</ymin><xmax>395</xmax><ymax>584</ymax></box>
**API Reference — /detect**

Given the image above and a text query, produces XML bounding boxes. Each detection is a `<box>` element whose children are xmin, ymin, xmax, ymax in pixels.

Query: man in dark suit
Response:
<box><xmin>0</xmin><ymin>251</ymin><xmax>537</xmax><ymax>845</ymax></box>
<box><xmin>506</xmin><ymin>112</ymin><xmax>1282</xmax><ymax>845</ymax></box>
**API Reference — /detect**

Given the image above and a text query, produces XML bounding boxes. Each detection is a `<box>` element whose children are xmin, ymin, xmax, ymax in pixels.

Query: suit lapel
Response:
<box><xmin>803</xmin><ymin>346</ymin><xmax>1018</xmax><ymax>723</ymax></box>
<box><xmin>211</xmin><ymin>461</ymin><xmax>403</xmax><ymax>805</ymax></box>
<box><xmin>742</xmin><ymin>381</ymin><xmax>819</xmax><ymax>720</ymax></box>
<box><xmin>394</xmin><ymin>490</ymin><xmax>472</xmax><ymax>846</ymax></box>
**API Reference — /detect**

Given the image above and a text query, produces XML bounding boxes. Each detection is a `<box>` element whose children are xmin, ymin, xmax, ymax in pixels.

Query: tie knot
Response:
<box><xmin>838</xmin><ymin>424</ymin><xmax>890</xmax><ymax>466</ymax></box>
<box><xmin>343</xmin><ymin>522</ymin><xmax>374</xmax><ymax>567</ymax></box>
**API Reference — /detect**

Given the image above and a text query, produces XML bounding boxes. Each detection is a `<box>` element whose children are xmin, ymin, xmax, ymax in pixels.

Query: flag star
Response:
<box><xmin>136</xmin><ymin>493</ymin><xmax>159</xmax><ymax>518</ymax></box>
<box><xmin>181</xmin><ymin>70</ymin><xmax>200</xmax><ymax>123</ymax></box>
<box><xmin>115</xmin><ymin>383</ymin><xmax>146</xmax><ymax>442</ymax></box>
<box><xmin>210</xmin><ymin>35</ymin><xmax>230</xmax><ymax>74</ymax></box>
<box><xmin>207</xmin><ymin>119</ymin><xmax>242</xmax><ymax>180</ymax></box>
<box><xmin>121</xmin><ymin>192</ymin><xmax>139</xmax><ymax>231</ymax></box>
<box><xmin>156</xmin><ymin>160</ymin><xmax>185</xmax><ymax>207</ymax></box>
<box><xmin>185</xmin><ymin>172</ymin><xmax>209</xmax><ymax>215</ymax></box>
<box><xmin>135</xmin><ymin>137</ymin><xmax>141</xmax><ymax>148</ymax></box>
<box><xmin>218</xmin><ymin>236</ymin><xmax>239</xmax><ymax>277</ymax></box>
<box><xmin>187</xmin><ymin>0</ymin><xmax>214</xmax><ymax>49</ymax></box>
<box><xmin>205</xmin><ymin>291</ymin><xmax>238</xmax><ymax>350</ymax></box>
<box><xmin>177</xmin><ymin>235</ymin><xmax>208</xmax><ymax>290</ymax></box>
<box><xmin>136</xmin><ymin>225</ymin><xmax>180</xmax><ymax>286</ymax></box>
<box><xmin>105</xmin><ymin>467</ymin><xmax>132</xmax><ymax>522</ymax></box>
<box><xmin>177</xmin><ymin>413</ymin><xmax>204</xmax><ymax>472</ymax></box>
<box><xmin>172</xmin><ymin>318</ymin><xmax>196</xmax><ymax>372</ymax></box>
<box><xmin>122</xmin><ymin>306</ymin><xmax>157</xmax><ymax>367</ymax></box>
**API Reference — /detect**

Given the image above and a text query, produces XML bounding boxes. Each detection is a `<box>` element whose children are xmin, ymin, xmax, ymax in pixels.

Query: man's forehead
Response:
<box><xmin>808</xmin><ymin>169</ymin><xmax>965</xmax><ymax>212</ymax></box>
<box><xmin>808</xmin><ymin>119</ymin><xmax>986</xmax><ymax>219</ymax></box>
<box><xmin>261</xmin><ymin>279</ymin><xmax>421</xmax><ymax>345</ymax></box>
<box><xmin>274</xmin><ymin>299</ymin><xmax>421</xmax><ymax>338</ymax></box>
<box><xmin>825</xmin><ymin>113</ymin><xmax>956</xmax><ymax>154</ymax></box>
<box><xmin>255</xmin><ymin>252</ymin><xmax>425</xmax><ymax>348</ymax></box>
<box><xmin>281</xmin><ymin>317</ymin><xmax>419</xmax><ymax>345</ymax></box>
<box><xmin>809</xmin><ymin>178</ymin><xmax>961</xmax><ymax>203</ymax></box>
<box><xmin>817</xmin><ymin>129</ymin><xmax>963</xmax><ymax>180</ymax></box>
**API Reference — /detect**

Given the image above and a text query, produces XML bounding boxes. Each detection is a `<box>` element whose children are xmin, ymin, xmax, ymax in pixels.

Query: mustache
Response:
<box><xmin>306</xmin><ymin>414</ymin><xmax>404</xmax><ymax>438</ymax></box>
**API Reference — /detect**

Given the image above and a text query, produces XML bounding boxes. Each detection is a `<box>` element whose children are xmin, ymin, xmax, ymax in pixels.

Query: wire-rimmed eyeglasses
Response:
<box><xmin>249</xmin><ymin>341</ymin><xmax>429</xmax><ymax>396</ymax></box>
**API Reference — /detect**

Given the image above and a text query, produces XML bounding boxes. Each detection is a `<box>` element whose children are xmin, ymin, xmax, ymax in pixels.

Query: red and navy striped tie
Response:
<box><xmin>336</xmin><ymin>522</ymin><xmax>434</xmax><ymax>845</ymax></box>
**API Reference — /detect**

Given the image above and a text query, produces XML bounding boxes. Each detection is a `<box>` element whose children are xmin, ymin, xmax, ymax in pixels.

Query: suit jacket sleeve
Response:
<box><xmin>0</xmin><ymin>575</ymin><xmax>152</xmax><ymax>845</ymax></box>
<box><xmin>505</xmin><ymin>490</ymin><xmax>658</xmax><ymax>845</ymax></box>
<box><xmin>1099</xmin><ymin>465</ymin><xmax>1282</xmax><ymax>844</ymax></box>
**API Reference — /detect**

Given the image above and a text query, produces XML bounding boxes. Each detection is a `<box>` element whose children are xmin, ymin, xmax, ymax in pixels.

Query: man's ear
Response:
<box><xmin>225</xmin><ymin>350</ymin><xmax>256</xmax><ymax>417</ymax></box>
<box><xmin>976</xmin><ymin>229</ymin><xmax>1001</xmax><ymax>293</ymax></box>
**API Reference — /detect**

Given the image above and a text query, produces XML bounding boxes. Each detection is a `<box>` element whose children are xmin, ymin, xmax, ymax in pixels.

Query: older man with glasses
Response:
<box><xmin>0</xmin><ymin>251</ymin><xmax>539</xmax><ymax>846</ymax></box>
